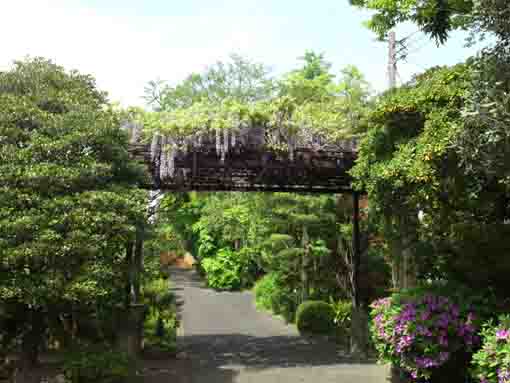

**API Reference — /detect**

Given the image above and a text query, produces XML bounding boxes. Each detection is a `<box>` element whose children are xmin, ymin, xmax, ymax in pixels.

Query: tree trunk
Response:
<box><xmin>385</xmin><ymin>213</ymin><xmax>418</xmax><ymax>381</ymax></box>
<box><xmin>120</xmin><ymin>226</ymin><xmax>145</xmax><ymax>358</ymax></box>
<box><xmin>115</xmin><ymin>304</ymin><xmax>146</xmax><ymax>358</ymax></box>
<box><xmin>17</xmin><ymin>309</ymin><xmax>45</xmax><ymax>383</ymax></box>
<box><xmin>401</xmin><ymin>229</ymin><xmax>417</xmax><ymax>289</ymax></box>
<box><xmin>125</xmin><ymin>241</ymin><xmax>134</xmax><ymax>306</ymax></box>
<box><xmin>385</xmin><ymin>216</ymin><xmax>402</xmax><ymax>289</ymax></box>
<box><xmin>386</xmin><ymin>214</ymin><xmax>417</xmax><ymax>290</ymax></box>
<box><xmin>133</xmin><ymin>226</ymin><xmax>145</xmax><ymax>304</ymax></box>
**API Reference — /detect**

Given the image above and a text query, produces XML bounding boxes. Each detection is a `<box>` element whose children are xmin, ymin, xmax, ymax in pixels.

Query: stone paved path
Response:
<box><xmin>142</xmin><ymin>268</ymin><xmax>389</xmax><ymax>383</ymax></box>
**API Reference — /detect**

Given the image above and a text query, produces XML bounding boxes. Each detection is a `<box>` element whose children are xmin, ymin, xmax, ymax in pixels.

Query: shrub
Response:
<box><xmin>370</xmin><ymin>286</ymin><xmax>491</xmax><ymax>381</ymax></box>
<box><xmin>254</xmin><ymin>273</ymin><xmax>279</xmax><ymax>311</ymax></box>
<box><xmin>471</xmin><ymin>315</ymin><xmax>510</xmax><ymax>383</ymax></box>
<box><xmin>202</xmin><ymin>257</ymin><xmax>241</xmax><ymax>290</ymax></box>
<box><xmin>270</xmin><ymin>286</ymin><xmax>299</xmax><ymax>323</ymax></box>
<box><xmin>254</xmin><ymin>273</ymin><xmax>299</xmax><ymax>323</ymax></box>
<box><xmin>141</xmin><ymin>275</ymin><xmax>178</xmax><ymax>354</ymax></box>
<box><xmin>330</xmin><ymin>298</ymin><xmax>352</xmax><ymax>342</ymax></box>
<box><xmin>142</xmin><ymin>277</ymin><xmax>174</xmax><ymax>310</ymax></box>
<box><xmin>201</xmin><ymin>248</ymin><xmax>239</xmax><ymax>290</ymax></box>
<box><xmin>330</xmin><ymin>298</ymin><xmax>352</xmax><ymax>328</ymax></box>
<box><xmin>143</xmin><ymin>309</ymin><xmax>178</xmax><ymax>354</ymax></box>
<box><xmin>63</xmin><ymin>349</ymin><xmax>137</xmax><ymax>383</ymax></box>
<box><xmin>200</xmin><ymin>247</ymin><xmax>262</xmax><ymax>291</ymax></box>
<box><xmin>296</xmin><ymin>300</ymin><xmax>335</xmax><ymax>335</ymax></box>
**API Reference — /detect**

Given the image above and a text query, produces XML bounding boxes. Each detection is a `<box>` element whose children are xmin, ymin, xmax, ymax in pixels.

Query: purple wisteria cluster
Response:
<box><xmin>371</xmin><ymin>293</ymin><xmax>481</xmax><ymax>381</ymax></box>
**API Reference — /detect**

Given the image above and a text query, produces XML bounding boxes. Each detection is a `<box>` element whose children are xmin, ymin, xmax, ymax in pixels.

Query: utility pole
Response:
<box><xmin>388</xmin><ymin>31</ymin><xmax>397</xmax><ymax>88</ymax></box>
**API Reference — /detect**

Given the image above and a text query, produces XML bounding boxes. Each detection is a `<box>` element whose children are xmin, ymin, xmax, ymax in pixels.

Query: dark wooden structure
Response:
<box><xmin>127</xmin><ymin>133</ymin><xmax>357</xmax><ymax>194</ymax></box>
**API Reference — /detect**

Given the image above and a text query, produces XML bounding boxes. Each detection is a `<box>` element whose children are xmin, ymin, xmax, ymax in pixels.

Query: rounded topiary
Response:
<box><xmin>296</xmin><ymin>300</ymin><xmax>335</xmax><ymax>335</ymax></box>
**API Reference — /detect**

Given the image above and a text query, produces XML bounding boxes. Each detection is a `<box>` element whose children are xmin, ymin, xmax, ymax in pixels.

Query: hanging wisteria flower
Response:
<box><xmin>371</xmin><ymin>288</ymin><xmax>485</xmax><ymax>381</ymax></box>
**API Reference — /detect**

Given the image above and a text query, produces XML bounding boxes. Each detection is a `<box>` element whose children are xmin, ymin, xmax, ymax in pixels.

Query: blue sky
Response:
<box><xmin>2</xmin><ymin>0</ymin><xmax>480</xmax><ymax>106</ymax></box>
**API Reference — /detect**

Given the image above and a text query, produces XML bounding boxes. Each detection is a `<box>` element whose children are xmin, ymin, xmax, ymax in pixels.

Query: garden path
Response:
<box><xmin>142</xmin><ymin>267</ymin><xmax>389</xmax><ymax>383</ymax></box>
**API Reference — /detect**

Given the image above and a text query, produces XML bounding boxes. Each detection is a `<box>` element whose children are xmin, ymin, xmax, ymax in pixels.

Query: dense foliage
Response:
<box><xmin>296</xmin><ymin>301</ymin><xmax>336</xmax><ymax>335</ymax></box>
<box><xmin>254</xmin><ymin>272</ymin><xmax>301</xmax><ymax>323</ymax></box>
<box><xmin>471</xmin><ymin>315</ymin><xmax>510</xmax><ymax>383</ymax></box>
<box><xmin>330</xmin><ymin>298</ymin><xmax>353</xmax><ymax>335</ymax></box>
<box><xmin>348</xmin><ymin>0</ymin><xmax>494</xmax><ymax>44</ymax></box>
<box><xmin>136</xmin><ymin>52</ymin><xmax>371</xmax><ymax>154</ymax></box>
<box><xmin>0</xmin><ymin>58</ymin><xmax>149</xmax><ymax>372</ymax></box>
<box><xmin>62</xmin><ymin>349</ymin><xmax>137</xmax><ymax>383</ymax></box>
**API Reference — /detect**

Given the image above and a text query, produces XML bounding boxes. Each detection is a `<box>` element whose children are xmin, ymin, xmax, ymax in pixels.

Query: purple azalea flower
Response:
<box><xmin>416</xmin><ymin>324</ymin><xmax>431</xmax><ymax>336</ymax></box>
<box><xmin>372</xmin><ymin>297</ymin><xmax>391</xmax><ymax>309</ymax></box>
<box><xmin>449</xmin><ymin>304</ymin><xmax>460</xmax><ymax>318</ymax></box>
<box><xmin>496</xmin><ymin>328</ymin><xmax>510</xmax><ymax>341</ymax></box>
<box><xmin>415</xmin><ymin>356</ymin><xmax>440</xmax><ymax>369</ymax></box>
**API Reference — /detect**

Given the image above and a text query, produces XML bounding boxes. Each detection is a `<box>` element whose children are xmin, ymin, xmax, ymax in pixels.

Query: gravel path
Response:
<box><xmin>142</xmin><ymin>268</ymin><xmax>389</xmax><ymax>383</ymax></box>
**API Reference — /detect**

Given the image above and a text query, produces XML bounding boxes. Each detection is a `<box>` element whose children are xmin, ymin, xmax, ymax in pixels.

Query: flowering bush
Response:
<box><xmin>471</xmin><ymin>315</ymin><xmax>510</xmax><ymax>383</ymax></box>
<box><xmin>371</xmin><ymin>287</ymin><xmax>488</xmax><ymax>381</ymax></box>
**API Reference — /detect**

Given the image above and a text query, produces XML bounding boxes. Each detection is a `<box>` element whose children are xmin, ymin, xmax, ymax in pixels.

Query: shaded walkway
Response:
<box><xmin>143</xmin><ymin>268</ymin><xmax>388</xmax><ymax>382</ymax></box>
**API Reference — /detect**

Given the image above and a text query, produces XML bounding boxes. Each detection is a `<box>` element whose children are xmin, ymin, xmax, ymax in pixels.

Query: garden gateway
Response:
<box><xmin>123</xmin><ymin>119</ymin><xmax>370</xmax><ymax>356</ymax></box>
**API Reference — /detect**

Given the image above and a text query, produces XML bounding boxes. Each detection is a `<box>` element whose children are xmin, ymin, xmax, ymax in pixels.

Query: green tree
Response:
<box><xmin>279</xmin><ymin>50</ymin><xmax>335</xmax><ymax>103</ymax></box>
<box><xmin>349</xmin><ymin>0</ymin><xmax>509</xmax><ymax>45</ymax></box>
<box><xmin>352</xmin><ymin>61</ymin><xmax>510</xmax><ymax>298</ymax></box>
<box><xmin>0</xmin><ymin>58</ymin><xmax>145</xmax><ymax>377</ymax></box>
<box><xmin>144</xmin><ymin>53</ymin><xmax>274</xmax><ymax>110</ymax></box>
<box><xmin>349</xmin><ymin>0</ymin><xmax>475</xmax><ymax>43</ymax></box>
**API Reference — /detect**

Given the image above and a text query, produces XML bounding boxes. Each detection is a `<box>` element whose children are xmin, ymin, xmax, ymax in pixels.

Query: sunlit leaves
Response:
<box><xmin>0</xmin><ymin>58</ymin><xmax>145</xmax><ymax>350</ymax></box>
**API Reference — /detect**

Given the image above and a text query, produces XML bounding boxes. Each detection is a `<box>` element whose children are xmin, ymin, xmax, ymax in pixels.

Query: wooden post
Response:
<box><xmin>301</xmin><ymin>226</ymin><xmax>310</xmax><ymax>303</ymax></box>
<box><xmin>350</xmin><ymin>191</ymin><xmax>369</xmax><ymax>358</ymax></box>
<box><xmin>352</xmin><ymin>192</ymin><xmax>361</xmax><ymax>308</ymax></box>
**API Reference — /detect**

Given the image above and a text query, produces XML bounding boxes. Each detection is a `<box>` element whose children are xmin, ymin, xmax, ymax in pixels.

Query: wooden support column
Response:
<box><xmin>350</xmin><ymin>191</ymin><xmax>369</xmax><ymax>358</ymax></box>
<box><xmin>352</xmin><ymin>191</ymin><xmax>361</xmax><ymax>308</ymax></box>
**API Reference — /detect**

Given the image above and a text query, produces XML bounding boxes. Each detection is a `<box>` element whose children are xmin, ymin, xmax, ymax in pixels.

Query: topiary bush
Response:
<box><xmin>62</xmin><ymin>349</ymin><xmax>137</xmax><ymax>383</ymax></box>
<box><xmin>370</xmin><ymin>285</ymin><xmax>493</xmax><ymax>382</ymax></box>
<box><xmin>471</xmin><ymin>315</ymin><xmax>510</xmax><ymax>383</ymax></box>
<box><xmin>296</xmin><ymin>300</ymin><xmax>335</xmax><ymax>335</ymax></box>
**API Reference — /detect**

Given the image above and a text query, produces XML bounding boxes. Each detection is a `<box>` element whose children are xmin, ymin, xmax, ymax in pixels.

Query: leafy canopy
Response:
<box><xmin>0</xmin><ymin>58</ymin><xmax>146</xmax><ymax>351</ymax></box>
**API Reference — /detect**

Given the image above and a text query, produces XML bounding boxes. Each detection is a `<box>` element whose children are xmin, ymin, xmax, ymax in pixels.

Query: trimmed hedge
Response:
<box><xmin>296</xmin><ymin>300</ymin><xmax>335</xmax><ymax>335</ymax></box>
